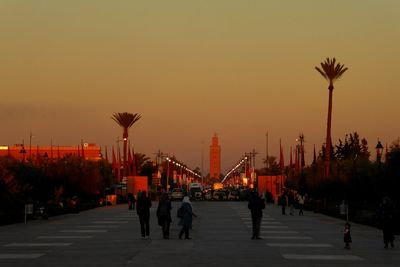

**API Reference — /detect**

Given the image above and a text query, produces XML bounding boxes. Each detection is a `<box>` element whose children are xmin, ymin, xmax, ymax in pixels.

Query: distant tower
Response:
<box><xmin>210</xmin><ymin>133</ymin><xmax>221</xmax><ymax>179</ymax></box>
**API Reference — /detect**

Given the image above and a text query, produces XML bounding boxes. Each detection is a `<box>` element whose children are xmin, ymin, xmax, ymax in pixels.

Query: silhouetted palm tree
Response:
<box><xmin>315</xmin><ymin>57</ymin><xmax>348</xmax><ymax>178</ymax></box>
<box><xmin>112</xmin><ymin>112</ymin><xmax>141</xmax><ymax>179</ymax></box>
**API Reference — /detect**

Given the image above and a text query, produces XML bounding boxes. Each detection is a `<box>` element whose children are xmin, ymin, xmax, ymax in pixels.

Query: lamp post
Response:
<box><xmin>376</xmin><ymin>140</ymin><xmax>384</xmax><ymax>163</ymax></box>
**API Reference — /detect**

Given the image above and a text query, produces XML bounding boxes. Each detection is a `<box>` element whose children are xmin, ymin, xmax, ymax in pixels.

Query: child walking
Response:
<box><xmin>343</xmin><ymin>222</ymin><xmax>352</xmax><ymax>249</ymax></box>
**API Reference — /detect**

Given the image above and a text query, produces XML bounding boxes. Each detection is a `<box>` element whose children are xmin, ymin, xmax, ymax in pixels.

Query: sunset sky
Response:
<box><xmin>1</xmin><ymin>1</ymin><xmax>399</xmax><ymax>174</ymax></box>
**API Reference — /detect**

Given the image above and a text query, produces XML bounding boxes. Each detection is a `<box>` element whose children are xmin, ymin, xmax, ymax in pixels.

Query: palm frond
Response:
<box><xmin>315</xmin><ymin>57</ymin><xmax>348</xmax><ymax>84</ymax></box>
<box><xmin>112</xmin><ymin>112</ymin><xmax>142</xmax><ymax>129</ymax></box>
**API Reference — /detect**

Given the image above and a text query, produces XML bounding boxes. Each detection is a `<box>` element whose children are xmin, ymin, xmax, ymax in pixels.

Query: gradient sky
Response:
<box><xmin>1</xmin><ymin>0</ymin><xmax>399</xmax><ymax>174</ymax></box>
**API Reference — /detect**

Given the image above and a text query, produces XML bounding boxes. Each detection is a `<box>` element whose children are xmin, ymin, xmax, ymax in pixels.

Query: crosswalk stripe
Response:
<box><xmin>267</xmin><ymin>243</ymin><xmax>332</xmax><ymax>248</ymax></box>
<box><xmin>77</xmin><ymin>225</ymin><xmax>120</xmax><ymax>228</ymax></box>
<box><xmin>37</xmin><ymin>236</ymin><xmax>92</xmax><ymax>239</ymax></box>
<box><xmin>5</xmin><ymin>243</ymin><xmax>72</xmax><ymax>247</ymax></box>
<box><xmin>282</xmin><ymin>254</ymin><xmax>364</xmax><ymax>261</ymax></box>
<box><xmin>0</xmin><ymin>253</ymin><xmax>45</xmax><ymax>259</ymax></box>
<box><xmin>262</xmin><ymin>231</ymin><xmax>298</xmax><ymax>234</ymax></box>
<box><xmin>92</xmin><ymin>221</ymin><xmax>128</xmax><ymax>224</ymax></box>
<box><xmin>60</xmin><ymin>230</ymin><xmax>108</xmax><ymax>233</ymax></box>
<box><xmin>262</xmin><ymin>236</ymin><xmax>312</xmax><ymax>240</ymax></box>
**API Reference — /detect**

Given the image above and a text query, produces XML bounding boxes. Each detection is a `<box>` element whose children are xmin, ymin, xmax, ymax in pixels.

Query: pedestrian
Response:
<box><xmin>343</xmin><ymin>221</ymin><xmax>352</xmax><ymax>249</ymax></box>
<box><xmin>379</xmin><ymin>196</ymin><xmax>395</xmax><ymax>249</ymax></box>
<box><xmin>288</xmin><ymin>191</ymin><xmax>295</xmax><ymax>216</ymax></box>
<box><xmin>281</xmin><ymin>191</ymin><xmax>288</xmax><ymax>215</ymax></box>
<box><xmin>157</xmin><ymin>192</ymin><xmax>172</xmax><ymax>239</ymax></box>
<box><xmin>298</xmin><ymin>193</ymin><xmax>305</xmax><ymax>216</ymax></box>
<box><xmin>178</xmin><ymin>196</ymin><xmax>197</xmax><ymax>240</ymax></box>
<box><xmin>128</xmin><ymin>193</ymin><xmax>136</xmax><ymax>210</ymax></box>
<box><xmin>248</xmin><ymin>191</ymin><xmax>265</xmax><ymax>240</ymax></box>
<box><xmin>136</xmin><ymin>190</ymin><xmax>152</xmax><ymax>239</ymax></box>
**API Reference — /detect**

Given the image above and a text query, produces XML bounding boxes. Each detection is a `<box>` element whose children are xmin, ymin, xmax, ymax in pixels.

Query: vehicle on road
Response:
<box><xmin>170</xmin><ymin>188</ymin><xmax>184</xmax><ymax>201</ymax></box>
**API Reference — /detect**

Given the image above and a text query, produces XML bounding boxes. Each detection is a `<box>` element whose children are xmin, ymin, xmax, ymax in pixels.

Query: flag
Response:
<box><xmin>57</xmin><ymin>146</ymin><xmax>61</xmax><ymax>159</ymax></box>
<box><xmin>117</xmin><ymin>147</ymin><xmax>121</xmax><ymax>182</ymax></box>
<box><xmin>50</xmin><ymin>142</ymin><xmax>53</xmax><ymax>161</ymax></box>
<box><xmin>81</xmin><ymin>142</ymin><xmax>85</xmax><ymax>159</ymax></box>
<box><xmin>301</xmin><ymin>142</ymin><xmax>305</xmax><ymax>168</ymax></box>
<box><xmin>105</xmin><ymin>146</ymin><xmax>109</xmax><ymax>163</ymax></box>
<box><xmin>289</xmin><ymin>146</ymin><xmax>293</xmax><ymax>177</ymax></box>
<box><xmin>312</xmin><ymin>144</ymin><xmax>317</xmax><ymax>165</ymax></box>
<box><xmin>279</xmin><ymin>139</ymin><xmax>284</xmax><ymax>174</ymax></box>
<box><xmin>77</xmin><ymin>145</ymin><xmax>80</xmax><ymax>157</ymax></box>
<box><xmin>132</xmin><ymin>146</ymin><xmax>137</xmax><ymax>176</ymax></box>
<box><xmin>128</xmin><ymin>143</ymin><xmax>133</xmax><ymax>176</ymax></box>
<box><xmin>295</xmin><ymin>146</ymin><xmax>299</xmax><ymax>173</ymax></box>
<box><xmin>35</xmin><ymin>145</ymin><xmax>41</xmax><ymax>165</ymax></box>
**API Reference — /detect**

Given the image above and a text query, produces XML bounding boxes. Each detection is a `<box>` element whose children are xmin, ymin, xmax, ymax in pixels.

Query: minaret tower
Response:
<box><xmin>209</xmin><ymin>133</ymin><xmax>221</xmax><ymax>179</ymax></box>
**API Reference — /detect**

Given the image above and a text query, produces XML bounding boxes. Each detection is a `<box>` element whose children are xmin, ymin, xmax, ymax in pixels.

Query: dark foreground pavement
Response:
<box><xmin>1</xmin><ymin>201</ymin><xmax>399</xmax><ymax>267</ymax></box>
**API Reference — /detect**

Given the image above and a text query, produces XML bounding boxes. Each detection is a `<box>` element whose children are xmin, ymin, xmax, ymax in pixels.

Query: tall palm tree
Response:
<box><xmin>112</xmin><ymin>112</ymin><xmax>141</xmax><ymax>180</ymax></box>
<box><xmin>315</xmin><ymin>57</ymin><xmax>348</xmax><ymax>178</ymax></box>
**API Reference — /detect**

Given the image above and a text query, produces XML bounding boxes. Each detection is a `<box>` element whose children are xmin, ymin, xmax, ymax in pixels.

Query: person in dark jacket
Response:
<box><xmin>379</xmin><ymin>196</ymin><xmax>395</xmax><ymax>249</ymax></box>
<box><xmin>248</xmin><ymin>191</ymin><xmax>265</xmax><ymax>240</ymax></box>
<box><xmin>281</xmin><ymin>191</ymin><xmax>288</xmax><ymax>215</ymax></box>
<box><xmin>157</xmin><ymin>193</ymin><xmax>172</xmax><ymax>239</ymax></box>
<box><xmin>136</xmin><ymin>190</ymin><xmax>152</xmax><ymax>239</ymax></box>
<box><xmin>178</xmin><ymin>196</ymin><xmax>196</xmax><ymax>239</ymax></box>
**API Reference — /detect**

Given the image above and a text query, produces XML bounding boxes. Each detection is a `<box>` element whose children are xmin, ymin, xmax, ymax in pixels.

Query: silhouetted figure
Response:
<box><xmin>178</xmin><ymin>196</ymin><xmax>196</xmax><ymax>239</ymax></box>
<box><xmin>128</xmin><ymin>193</ymin><xmax>136</xmax><ymax>210</ymax></box>
<box><xmin>343</xmin><ymin>222</ymin><xmax>352</xmax><ymax>249</ymax></box>
<box><xmin>298</xmin><ymin>194</ymin><xmax>305</xmax><ymax>216</ymax></box>
<box><xmin>157</xmin><ymin>193</ymin><xmax>172</xmax><ymax>239</ymax></box>
<box><xmin>379</xmin><ymin>196</ymin><xmax>395</xmax><ymax>249</ymax></box>
<box><xmin>137</xmin><ymin>190</ymin><xmax>152</xmax><ymax>239</ymax></box>
<box><xmin>248</xmin><ymin>191</ymin><xmax>265</xmax><ymax>240</ymax></box>
<box><xmin>281</xmin><ymin>192</ymin><xmax>288</xmax><ymax>215</ymax></box>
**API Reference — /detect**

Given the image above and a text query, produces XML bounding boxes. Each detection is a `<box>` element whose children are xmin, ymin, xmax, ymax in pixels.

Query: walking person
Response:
<box><xmin>281</xmin><ymin>191</ymin><xmax>288</xmax><ymax>215</ymax></box>
<box><xmin>248</xmin><ymin>191</ymin><xmax>265</xmax><ymax>240</ymax></box>
<box><xmin>288</xmin><ymin>191</ymin><xmax>295</xmax><ymax>216</ymax></box>
<box><xmin>298</xmin><ymin>193</ymin><xmax>305</xmax><ymax>216</ymax></box>
<box><xmin>178</xmin><ymin>196</ymin><xmax>196</xmax><ymax>240</ymax></box>
<box><xmin>157</xmin><ymin>192</ymin><xmax>172</xmax><ymax>239</ymax></box>
<box><xmin>136</xmin><ymin>190</ymin><xmax>152</xmax><ymax>239</ymax></box>
<box><xmin>379</xmin><ymin>196</ymin><xmax>395</xmax><ymax>249</ymax></box>
<box><xmin>343</xmin><ymin>222</ymin><xmax>352</xmax><ymax>249</ymax></box>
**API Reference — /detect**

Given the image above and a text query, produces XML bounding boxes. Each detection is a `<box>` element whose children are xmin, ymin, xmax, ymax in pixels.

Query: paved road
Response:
<box><xmin>0</xmin><ymin>201</ymin><xmax>399</xmax><ymax>266</ymax></box>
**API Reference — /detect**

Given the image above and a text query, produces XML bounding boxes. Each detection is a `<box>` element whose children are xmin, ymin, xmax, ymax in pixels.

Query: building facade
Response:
<box><xmin>209</xmin><ymin>133</ymin><xmax>221</xmax><ymax>179</ymax></box>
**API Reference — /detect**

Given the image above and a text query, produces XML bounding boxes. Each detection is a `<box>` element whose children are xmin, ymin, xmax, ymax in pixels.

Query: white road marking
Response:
<box><xmin>5</xmin><ymin>243</ymin><xmax>72</xmax><ymax>247</ymax></box>
<box><xmin>60</xmin><ymin>229</ymin><xmax>108</xmax><ymax>233</ymax></box>
<box><xmin>77</xmin><ymin>225</ymin><xmax>120</xmax><ymax>228</ymax></box>
<box><xmin>37</xmin><ymin>235</ymin><xmax>92</xmax><ymax>239</ymax></box>
<box><xmin>0</xmin><ymin>253</ymin><xmax>45</xmax><ymax>259</ymax></box>
<box><xmin>267</xmin><ymin>243</ymin><xmax>332</xmax><ymax>248</ymax></box>
<box><xmin>261</xmin><ymin>236</ymin><xmax>312</xmax><ymax>240</ymax></box>
<box><xmin>282</xmin><ymin>254</ymin><xmax>363</xmax><ymax>261</ymax></box>
<box><xmin>261</xmin><ymin>226</ymin><xmax>289</xmax><ymax>229</ymax></box>
<box><xmin>92</xmin><ymin>221</ymin><xmax>128</xmax><ymax>224</ymax></box>
<box><xmin>262</xmin><ymin>231</ymin><xmax>299</xmax><ymax>234</ymax></box>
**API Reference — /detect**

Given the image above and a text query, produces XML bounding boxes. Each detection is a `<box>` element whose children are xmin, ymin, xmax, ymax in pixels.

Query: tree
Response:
<box><xmin>315</xmin><ymin>57</ymin><xmax>348</xmax><ymax>178</ymax></box>
<box><xmin>111</xmin><ymin>112</ymin><xmax>141</xmax><ymax>179</ymax></box>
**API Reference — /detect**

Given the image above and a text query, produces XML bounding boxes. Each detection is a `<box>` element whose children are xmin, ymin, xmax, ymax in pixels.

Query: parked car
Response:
<box><xmin>227</xmin><ymin>190</ymin><xmax>239</xmax><ymax>200</ymax></box>
<box><xmin>170</xmin><ymin>188</ymin><xmax>184</xmax><ymax>201</ymax></box>
<box><xmin>213</xmin><ymin>190</ymin><xmax>227</xmax><ymax>201</ymax></box>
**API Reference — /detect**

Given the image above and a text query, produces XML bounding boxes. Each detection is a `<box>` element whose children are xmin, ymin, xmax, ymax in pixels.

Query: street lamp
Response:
<box><xmin>376</xmin><ymin>140</ymin><xmax>384</xmax><ymax>163</ymax></box>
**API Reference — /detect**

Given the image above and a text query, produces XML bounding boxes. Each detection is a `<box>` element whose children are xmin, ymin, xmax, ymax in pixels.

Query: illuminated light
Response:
<box><xmin>0</xmin><ymin>146</ymin><xmax>9</xmax><ymax>150</ymax></box>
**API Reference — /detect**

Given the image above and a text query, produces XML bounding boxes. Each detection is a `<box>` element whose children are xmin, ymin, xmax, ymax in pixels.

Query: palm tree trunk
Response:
<box><xmin>325</xmin><ymin>85</ymin><xmax>334</xmax><ymax>178</ymax></box>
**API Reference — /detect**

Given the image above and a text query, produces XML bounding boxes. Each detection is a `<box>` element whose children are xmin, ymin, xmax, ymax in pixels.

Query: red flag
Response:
<box><xmin>81</xmin><ymin>143</ymin><xmax>85</xmax><ymax>159</ymax></box>
<box><xmin>132</xmin><ymin>146</ymin><xmax>137</xmax><ymax>176</ymax></box>
<box><xmin>35</xmin><ymin>145</ymin><xmax>41</xmax><ymax>165</ymax></box>
<box><xmin>57</xmin><ymin>146</ymin><xmax>61</xmax><ymax>159</ymax></box>
<box><xmin>105</xmin><ymin>146</ymin><xmax>109</xmax><ymax>163</ymax></box>
<box><xmin>112</xmin><ymin>146</ymin><xmax>117</xmax><ymax>171</ymax></box>
<box><xmin>301</xmin><ymin>143</ymin><xmax>305</xmax><ymax>168</ymax></box>
<box><xmin>313</xmin><ymin>145</ymin><xmax>317</xmax><ymax>164</ymax></box>
<box><xmin>289</xmin><ymin>146</ymin><xmax>293</xmax><ymax>177</ymax></box>
<box><xmin>279</xmin><ymin>139</ymin><xmax>284</xmax><ymax>174</ymax></box>
<box><xmin>77</xmin><ymin>145</ymin><xmax>80</xmax><ymax>157</ymax></box>
<box><xmin>117</xmin><ymin>148</ymin><xmax>121</xmax><ymax>182</ymax></box>
<box><xmin>50</xmin><ymin>142</ymin><xmax>53</xmax><ymax>161</ymax></box>
<box><xmin>295</xmin><ymin>146</ymin><xmax>299</xmax><ymax>173</ymax></box>
<box><xmin>128</xmin><ymin>145</ymin><xmax>133</xmax><ymax>176</ymax></box>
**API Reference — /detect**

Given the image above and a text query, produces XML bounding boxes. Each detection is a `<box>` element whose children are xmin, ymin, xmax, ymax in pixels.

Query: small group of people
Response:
<box><xmin>280</xmin><ymin>190</ymin><xmax>306</xmax><ymax>216</ymax></box>
<box><xmin>134</xmin><ymin>190</ymin><xmax>197</xmax><ymax>240</ymax></box>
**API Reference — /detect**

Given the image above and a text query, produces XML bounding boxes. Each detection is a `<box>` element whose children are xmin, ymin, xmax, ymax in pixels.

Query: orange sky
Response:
<box><xmin>1</xmin><ymin>1</ymin><xmax>399</xmax><ymax>174</ymax></box>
